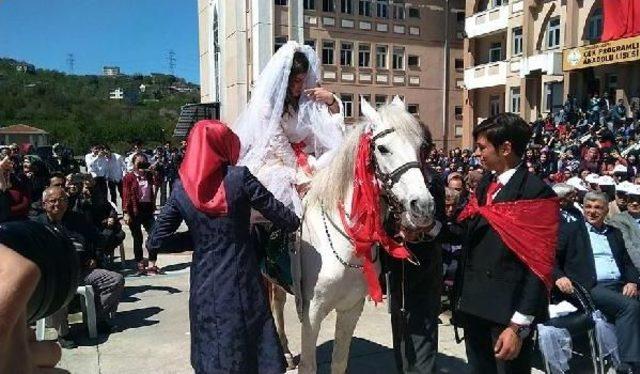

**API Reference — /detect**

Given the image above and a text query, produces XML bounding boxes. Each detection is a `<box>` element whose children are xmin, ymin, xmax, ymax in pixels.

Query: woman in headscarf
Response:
<box><xmin>147</xmin><ymin>120</ymin><xmax>299</xmax><ymax>374</ymax></box>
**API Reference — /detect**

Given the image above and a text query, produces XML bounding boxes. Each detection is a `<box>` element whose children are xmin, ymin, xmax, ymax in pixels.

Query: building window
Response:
<box><xmin>547</xmin><ymin>17</ymin><xmax>561</xmax><ymax>48</ymax></box>
<box><xmin>341</xmin><ymin>0</ymin><xmax>353</xmax><ymax>14</ymax></box>
<box><xmin>407</xmin><ymin>55</ymin><xmax>420</xmax><ymax>67</ymax></box>
<box><xmin>322</xmin><ymin>41</ymin><xmax>335</xmax><ymax>64</ymax></box>
<box><xmin>408</xmin><ymin>7</ymin><xmax>420</xmax><ymax>18</ymax></box>
<box><xmin>275</xmin><ymin>0</ymin><xmax>287</xmax><ymax>5</ymax></box>
<box><xmin>588</xmin><ymin>8</ymin><xmax>603</xmax><ymax>41</ymax></box>
<box><xmin>455</xmin><ymin>125</ymin><xmax>463</xmax><ymax>137</ymax></box>
<box><xmin>392</xmin><ymin>47</ymin><xmax>405</xmax><ymax>69</ymax></box>
<box><xmin>304</xmin><ymin>39</ymin><xmax>316</xmax><ymax>50</ymax></box>
<box><xmin>274</xmin><ymin>36</ymin><xmax>287</xmax><ymax>52</ymax></box>
<box><xmin>341</xmin><ymin>94</ymin><xmax>354</xmax><ymax>117</ymax></box>
<box><xmin>510</xmin><ymin>87</ymin><xmax>521</xmax><ymax>113</ymax></box>
<box><xmin>340</xmin><ymin>42</ymin><xmax>353</xmax><ymax>66</ymax></box>
<box><xmin>512</xmin><ymin>27</ymin><xmax>523</xmax><ymax>56</ymax></box>
<box><xmin>393</xmin><ymin>4</ymin><xmax>405</xmax><ymax>20</ymax></box>
<box><xmin>489</xmin><ymin>42</ymin><xmax>502</xmax><ymax>62</ymax></box>
<box><xmin>304</xmin><ymin>0</ymin><xmax>315</xmax><ymax>10</ymax></box>
<box><xmin>376</xmin><ymin>45</ymin><xmax>388</xmax><ymax>68</ymax></box>
<box><xmin>407</xmin><ymin>104</ymin><xmax>419</xmax><ymax>115</ymax></box>
<box><xmin>454</xmin><ymin>106</ymin><xmax>463</xmax><ymax>120</ymax></box>
<box><xmin>455</xmin><ymin>58</ymin><xmax>464</xmax><ymax>71</ymax></box>
<box><xmin>376</xmin><ymin>0</ymin><xmax>389</xmax><ymax>18</ymax></box>
<box><xmin>544</xmin><ymin>82</ymin><xmax>563</xmax><ymax>112</ymax></box>
<box><xmin>490</xmin><ymin>96</ymin><xmax>500</xmax><ymax>116</ymax></box>
<box><xmin>375</xmin><ymin>95</ymin><xmax>387</xmax><ymax>108</ymax></box>
<box><xmin>358</xmin><ymin>44</ymin><xmax>371</xmax><ymax>67</ymax></box>
<box><xmin>491</xmin><ymin>0</ymin><xmax>504</xmax><ymax>7</ymax></box>
<box><xmin>323</xmin><ymin>0</ymin><xmax>335</xmax><ymax>12</ymax></box>
<box><xmin>359</xmin><ymin>0</ymin><xmax>372</xmax><ymax>16</ymax></box>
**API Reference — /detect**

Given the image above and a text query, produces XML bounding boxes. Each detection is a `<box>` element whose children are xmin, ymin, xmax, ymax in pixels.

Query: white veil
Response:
<box><xmin>233</xmin><ymin>41</ymin><xmax>344</xmax><ymax>176</ymax></box>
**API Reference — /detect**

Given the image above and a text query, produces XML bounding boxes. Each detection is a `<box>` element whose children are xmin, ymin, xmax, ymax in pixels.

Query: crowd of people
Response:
<box><xmin>0</xmin><ymin>139</ymin><xmax>185</xmax><ymax>349</ymax></box>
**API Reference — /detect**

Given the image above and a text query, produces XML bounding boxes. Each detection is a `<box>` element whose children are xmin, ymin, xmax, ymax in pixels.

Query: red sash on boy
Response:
<box><xmin>458</xmin><ymin>188</ymin><xmax>559</xmax><ymax>291</ymax></box>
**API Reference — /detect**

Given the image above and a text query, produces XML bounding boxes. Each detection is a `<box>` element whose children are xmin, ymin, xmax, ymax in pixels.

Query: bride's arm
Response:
<box><xmin>305</xmin><ymin>87</ymin><xmax>342</xmax><ymax>115</ymax></box>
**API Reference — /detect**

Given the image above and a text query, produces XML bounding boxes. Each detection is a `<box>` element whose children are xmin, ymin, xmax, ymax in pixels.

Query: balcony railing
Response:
<box><xmin>464</xmin><ymin>61</ymin><xmax>508</xmax><ymax>90</ymax></box>
<box><xmin>465</xmin><ymin>5</ymin><xmax>509</xmax><ymax>39</ymax></box>
<box><xmin>520</xmin><ymin>51</ymin><xmax>563</xmax><ymax>77</ymax></box>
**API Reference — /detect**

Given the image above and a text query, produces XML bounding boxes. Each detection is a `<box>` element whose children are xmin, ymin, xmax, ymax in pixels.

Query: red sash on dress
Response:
<box><xmin>291</xmin><ymin>141</ymin><xmax>314</xmax><ymax>175</ymax></box>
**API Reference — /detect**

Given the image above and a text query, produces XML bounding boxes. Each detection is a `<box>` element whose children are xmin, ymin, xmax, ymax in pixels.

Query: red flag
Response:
<box><xmin>602</xmin><ymin>0</ymin><xmax>640</xmax><ymax>41</ymax></box>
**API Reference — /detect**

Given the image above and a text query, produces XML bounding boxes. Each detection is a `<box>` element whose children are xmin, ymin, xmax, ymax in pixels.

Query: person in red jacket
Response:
<box><xmin>122</xmin><ymin>153</ymin><xmax>158</xmax><ymax>275</ymax></box>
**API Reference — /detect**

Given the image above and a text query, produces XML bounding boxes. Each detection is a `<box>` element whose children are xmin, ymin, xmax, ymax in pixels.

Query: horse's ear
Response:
<box><xmin>391</xmin><ymin>95</ymin><xmax>405</xmax><ymax>109</ymax></box>
<box><xmin>360</xmin><ymin>96</ymin><xmax>381</xmax><ymax>131</ymax></box>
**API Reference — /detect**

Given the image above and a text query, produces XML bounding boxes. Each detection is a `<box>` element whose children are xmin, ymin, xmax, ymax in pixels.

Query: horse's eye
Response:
<box><xmin>377</xmin><ymin>145</ymin><xmax>391</xmax><ymax>154</ymax></box>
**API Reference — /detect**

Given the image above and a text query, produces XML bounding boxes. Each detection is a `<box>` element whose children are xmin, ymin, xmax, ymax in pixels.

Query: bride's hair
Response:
<box><xmin>282</xmin><ymin>51</ymin><xmax>310</xmax><ymax>118</ymax></box>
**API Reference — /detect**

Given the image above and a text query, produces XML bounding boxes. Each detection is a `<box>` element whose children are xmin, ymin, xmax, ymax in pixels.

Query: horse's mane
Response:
<box><xmin>306</xmin><ymin>103</ymin><xmax>425</xmax><ymax>209</ymax></box>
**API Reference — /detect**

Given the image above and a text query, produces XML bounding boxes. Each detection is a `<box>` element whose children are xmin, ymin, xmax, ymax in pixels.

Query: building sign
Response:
<box><xmin>563</xmin><ymin>35</ymin><xmax>640</xmax><ymax>71</ymax></box>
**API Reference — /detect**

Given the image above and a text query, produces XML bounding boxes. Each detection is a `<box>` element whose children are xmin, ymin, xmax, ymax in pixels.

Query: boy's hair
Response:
<box><xmin>473</xmin><ymin>113</ymin><xmax>532</xmax><ymax>158</ymax></box>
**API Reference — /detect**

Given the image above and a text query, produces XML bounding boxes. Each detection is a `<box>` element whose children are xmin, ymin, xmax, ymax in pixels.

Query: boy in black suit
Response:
<box><xmin>456</xmin><ymin>113</ymin><xmax>557</xmax><ymax>374</ymax></box>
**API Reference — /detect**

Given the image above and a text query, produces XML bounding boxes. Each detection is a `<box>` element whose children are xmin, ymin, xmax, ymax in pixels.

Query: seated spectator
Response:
<box><xmin>608</xmin><ymin>185</ymin><xmax>640</xmax><ymax>272</ymax></box>
<box><xmin>78</xmin><ymin>176</ymin><xmax>126</xmax><ymax>264</ymax></box>
<box><xmin>552</xmin><ymin>183</ymin><xmax>582</xmax><ymax>222</ymax></box>
<box><xmin>31</xmin><ymin>186</ymin><xmax>125</xmax><ymax>347</ymax></box>
<box><xmin>554</xmin><ymin>191</ymin><xmax>640</xmax><ymax>373</ymax></box>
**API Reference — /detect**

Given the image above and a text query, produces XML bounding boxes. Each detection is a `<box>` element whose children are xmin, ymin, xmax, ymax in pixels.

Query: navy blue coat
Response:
<box><xmin>148</xmin><ymin>166</ymin><xmax>300</xmax><ymax>374</ymax></box>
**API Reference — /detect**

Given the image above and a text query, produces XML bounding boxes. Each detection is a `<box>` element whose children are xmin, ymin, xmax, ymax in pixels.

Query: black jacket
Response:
<box><xmin>457</xmin><ymin>166</ymin><xmax>555</xmax><ymax>325</ymax></box>
<box><xmin>554</xmin><ymin>214</ymin><xmax>640</xmax><ymax>289</ymax></box>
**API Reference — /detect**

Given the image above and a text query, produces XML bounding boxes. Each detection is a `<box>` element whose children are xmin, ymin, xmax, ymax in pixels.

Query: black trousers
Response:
<box><xmin>94</xmin><ymin>176</ymin><xmax>108</xmax><ymax>203</ymax></box>
<box><xmin>463</xmin><ymin>314</ymin><xmax>535</xmax><ymax>374</ymax></box>
<box><xmin>128</xmin><ymin>203</ymin><xmax>156</xmax><ymax>262</ymax></box>
<box><xmin>107</xmin><ymin>180</ymin><xmax>122</xmax><ymax>205</ymax></box>
<box><xmin>591</xmin><ymin>281</ymin><xmax>640</xmax><ymax>365</ymax></box>
<box><xmin>389</xmin><ymin>247</ymin><xmax>442</xmax><ymax>374</ymax></box>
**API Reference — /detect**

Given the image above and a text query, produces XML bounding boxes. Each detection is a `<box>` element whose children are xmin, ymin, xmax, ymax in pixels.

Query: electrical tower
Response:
<box><xmin>168</xmin><ymin>50</ymin><xmax>176</xmax><ymax>76</ymax></box>
<box><xmin>66</xmin><ymin>53</ymin><xmax>75</xmax><ymax>74</ymax></box>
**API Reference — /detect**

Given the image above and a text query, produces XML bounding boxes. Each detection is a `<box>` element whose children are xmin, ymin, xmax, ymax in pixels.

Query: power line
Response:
<box><xmin>66</xmin><ymin>53</ymin><xmax>75</xmax><ymax>74</ymax></box>
<box><xmin>168</xmin><ymin>50</ymin><xmax>176</xmax><ymax>76</ymax></box>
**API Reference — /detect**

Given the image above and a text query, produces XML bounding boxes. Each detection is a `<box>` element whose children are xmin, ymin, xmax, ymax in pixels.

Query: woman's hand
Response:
<box><xmin>305</xmin><ymin>87</ymin><xmax>339</xmax><ymax>113</ymax></box>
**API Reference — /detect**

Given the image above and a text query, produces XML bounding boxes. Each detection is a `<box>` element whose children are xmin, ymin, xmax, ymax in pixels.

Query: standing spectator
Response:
<box><xmin>166</xmin><ymin>146</ymin><xmax>183</xmax><ymax>196</ymax></box>
<box><xmin>151</xmin><ymin>146</ymin><xmax>168</xmax><ymax>206</ymax></box>
<box><xmin>123</xmin><ymin>153</ymin><xmax>157</xmax><ymax>275</ymax></box>
<box><xmin>124</xmin><ymin>139</ymin><xmax>144</xmax><ymax>172</ymax></box>
<box><xmin>104</xmin><ymin>146</ymin><xmax>124</xmax><ymax>206</ymax></box>
<box><xmin>84</xmin><ymin>144</ymin><xmax>109</xmax><ymax>203</ymax></box>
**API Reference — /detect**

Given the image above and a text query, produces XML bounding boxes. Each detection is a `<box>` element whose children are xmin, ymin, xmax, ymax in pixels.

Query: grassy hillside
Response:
<box><xmin>0</xmin><ymin>58</ymin><xmax>200</xmax><ymax>153</ymax></box>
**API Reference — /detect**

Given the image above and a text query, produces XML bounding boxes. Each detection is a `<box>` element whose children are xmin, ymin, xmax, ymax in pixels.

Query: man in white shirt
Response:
<box><xmin>84</xmin><ymin>144</ymin><xmax>109</xmax><ymax>202</ymax></box>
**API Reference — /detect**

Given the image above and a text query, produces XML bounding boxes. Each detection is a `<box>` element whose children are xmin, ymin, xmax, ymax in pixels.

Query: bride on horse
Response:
<box><xmin>233</xmin><ymin>40</ymin><xmax>345</xmax><ymax>367</ymax></box>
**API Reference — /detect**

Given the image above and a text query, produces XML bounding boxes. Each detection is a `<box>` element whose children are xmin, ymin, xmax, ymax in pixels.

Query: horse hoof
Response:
<box><xmin>284</xmin><ymin>353</ymin><xmax>297</xmax><ymax>370</ymax></box>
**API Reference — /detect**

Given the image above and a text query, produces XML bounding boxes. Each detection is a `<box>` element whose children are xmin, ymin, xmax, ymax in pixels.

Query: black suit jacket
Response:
<box><xmin>457</xmin><ymin>166</ymin><xmax>556</xmax><ymax>326</ymax></box>
<box><xmin>554</xmin><ymin>214</ymin><xmax>640</xmax><ymax>289</ymax></box>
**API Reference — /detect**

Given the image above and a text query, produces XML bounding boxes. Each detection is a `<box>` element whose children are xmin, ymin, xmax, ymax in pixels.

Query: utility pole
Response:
<box><xmin>441</xmin><ymin>0</ymin><xmax>450</xmax><ymax>151</ymax></box>
<box><xmin>168</xmin><ymin>50</ymin><xmax>176</xmax><ymax>76</ymax></box>
<box><xmin>66</xmin><ymin>53</ymin><xmax>75</xmax><ymax>74</ymax></box>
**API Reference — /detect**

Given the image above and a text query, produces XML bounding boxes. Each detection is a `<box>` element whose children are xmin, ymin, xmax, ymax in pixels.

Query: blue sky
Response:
<box><xmin>0</xmin><ymin>0</ymin><xmax>200</xmax><ymax>83</ymax></box>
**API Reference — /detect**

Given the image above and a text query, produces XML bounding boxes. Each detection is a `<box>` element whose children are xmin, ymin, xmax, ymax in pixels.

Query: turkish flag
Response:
<box><xmin>602</xmin><ymin>0</ymin><xmax>640</xmax><ymax>41</ymax></box>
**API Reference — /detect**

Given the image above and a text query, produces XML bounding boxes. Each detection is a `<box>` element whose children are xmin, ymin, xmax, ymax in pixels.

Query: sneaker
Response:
<box><xmin>58</xmin><ymin>335</ymin><xmax>78</xmax><ymax>349</ymax></box>
<box><xmin>145</xmin><ymin>266</ymin><xmax>162</xmax><ymax>276</ymax></box>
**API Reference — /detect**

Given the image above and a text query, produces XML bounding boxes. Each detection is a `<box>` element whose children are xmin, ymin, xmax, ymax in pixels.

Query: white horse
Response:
<box><xmin>293</xmin><ymin>97</ymin><xmax>436</xmax><ymax>373</ymax></box>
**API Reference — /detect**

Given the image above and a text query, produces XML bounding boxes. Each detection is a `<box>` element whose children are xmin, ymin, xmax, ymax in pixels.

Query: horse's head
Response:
<box><xmin>361</xmin><ymin>96</ymin><xmax>435</xmax><ymax>231</ymax></box>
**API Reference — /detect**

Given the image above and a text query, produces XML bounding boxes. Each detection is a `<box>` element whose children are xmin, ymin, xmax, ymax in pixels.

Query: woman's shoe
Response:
<box><xmin>145</xmin><ymin>265</ymin><xmax>162</xmax><ymax>276</ymax></box>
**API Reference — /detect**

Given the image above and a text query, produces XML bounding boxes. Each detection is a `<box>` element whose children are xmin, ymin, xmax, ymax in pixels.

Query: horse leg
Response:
<box><xmin>299</xmin><ymin>300</ymin><xmax>328</xmax><ymax>374</ymax></box>
<box><xmin>330</xmin><ymin>299</ymin><xmax>365</xmax><ymax>374</ymax></box>
<box><xmin>270</xmin><ymin>284</ymin><xmax>295</xmax><ymax>369</ymax></box>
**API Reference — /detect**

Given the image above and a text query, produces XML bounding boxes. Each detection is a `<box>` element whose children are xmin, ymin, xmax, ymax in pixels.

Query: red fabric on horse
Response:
<box><xmin>458</xmin><ymin>194</ymin><xmax>559</xmax><ymax>291</ymax></box>
<box><xmin>179</xmin><ymin>120</ymin><xmax>240</xmax><ymax>216</ymax></box>
<box><xmin>602</xmin><ymin>0</ymin><xmax>640</xmax><ymax>41</ymax></box>
<box><xmin>338</xmin><ymin>132</ymin><xmax>411</xmax><ymax>303</ymax></box>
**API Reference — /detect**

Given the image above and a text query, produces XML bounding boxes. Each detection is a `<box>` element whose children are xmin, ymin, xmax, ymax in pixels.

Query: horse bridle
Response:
<box><xmin>371</xmin><ymin>128</ymin><xmax>423</xmax><ymax>215</ymax></box>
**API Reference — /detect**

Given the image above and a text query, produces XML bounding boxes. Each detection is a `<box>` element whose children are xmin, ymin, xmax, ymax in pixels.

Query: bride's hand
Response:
<box><xmin>304</xmin><ymin>87</ymin><xmax>336</xmax><ymax>106</ymax></box>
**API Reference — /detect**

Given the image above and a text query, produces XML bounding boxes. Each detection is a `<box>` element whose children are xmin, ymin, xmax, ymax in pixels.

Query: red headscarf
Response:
<box><xmin>179</xmin><ymin>120</ymin><xmax>240</xmax><ymax>216</ymax></box>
